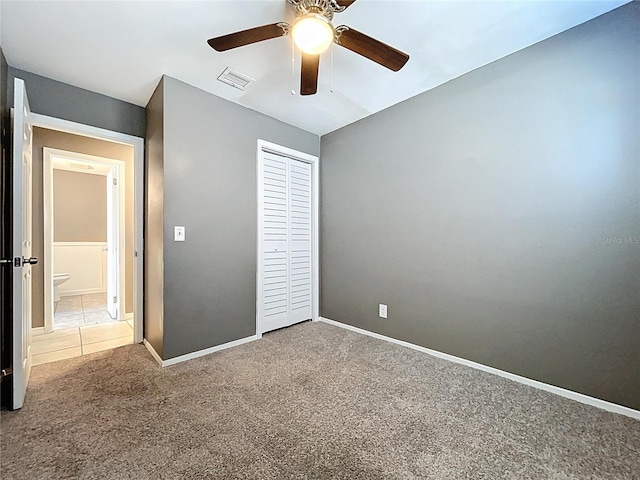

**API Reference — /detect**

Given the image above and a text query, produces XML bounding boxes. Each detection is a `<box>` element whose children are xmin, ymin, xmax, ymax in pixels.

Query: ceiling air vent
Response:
<box><xmin>217</xmin><ymin>67</ymin><xmax>254</xmax><ymax>90</ymax></box>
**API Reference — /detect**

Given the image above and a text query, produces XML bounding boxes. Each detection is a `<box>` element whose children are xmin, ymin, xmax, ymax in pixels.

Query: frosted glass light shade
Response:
<box><xmin>291</xmin><ymin>15</ymin><xmax>334</xmax><ymax>55</ymax></box>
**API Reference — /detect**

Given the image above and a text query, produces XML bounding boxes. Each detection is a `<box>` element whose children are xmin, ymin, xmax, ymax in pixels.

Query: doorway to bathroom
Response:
<box><xmin>43</xmin><ymin>149</ymin><xmax>125</xmax><ymax>333</ymax></box>
<box><xmin>26</xmin><ymin>118</ymin><xmax>143</xmax><ymax>367</ymax></box>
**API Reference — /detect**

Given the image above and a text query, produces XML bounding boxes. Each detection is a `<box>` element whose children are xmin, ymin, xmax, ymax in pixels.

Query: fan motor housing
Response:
<box><xmin>288</xmin><ymin>0</ymin><xmax>342</xmax><ymax>21</ymax></box>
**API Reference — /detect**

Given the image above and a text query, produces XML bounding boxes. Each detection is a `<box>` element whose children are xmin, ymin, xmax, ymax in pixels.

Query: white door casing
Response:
<box><xmin>43</xmin><ymin>149</ymin><xmax>126</xmax><ymax>331</ymax></box>
<box><xmin>257</xmin><ymin>140</ymin><xmax>319</xmax><ymax>335</ymax></box>
<box><xmin>31</xmin><ymin>116</ymin><xmax>143</xmax><ymax>344</ymax></box>
<box><xmin>12</xmin><ymin>78</ymin><xmax>34</xmax><ymax>410</ymax></box>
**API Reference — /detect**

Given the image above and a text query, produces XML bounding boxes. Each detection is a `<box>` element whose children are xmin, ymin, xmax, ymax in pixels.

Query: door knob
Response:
<box><xmin>22</xmin><ymin>256</ymin><xmax>38</xmax><ymax>266</ymax></box>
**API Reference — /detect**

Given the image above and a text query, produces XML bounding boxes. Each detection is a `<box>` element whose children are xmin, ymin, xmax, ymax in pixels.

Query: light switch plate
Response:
<box><xmin>379</xmin><ymin>304</ymin><xmax>388</xmax><ymax>319</ymax></box>
<box><xmin>174</xmin><ymin>226</ymin><xmax>185</xmax><ymax>242</ymax></box>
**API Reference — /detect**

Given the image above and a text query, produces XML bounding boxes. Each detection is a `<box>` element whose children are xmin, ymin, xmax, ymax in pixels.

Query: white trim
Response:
<box><xmin>319</xmin><ymin>317</ymin><xmax>640</xmax><ymax>420</ymax></box>
<box><xmin>44</xmin><ymin>148</ymin><xmax>126</xmax><ymax>332</ymax></box>
<box><xmin>311</xmin><ymin>148</ymin><xmax>320</xmax><ymax>325</ymax></box>
<box><xmin>144</xmin><ymin>339</ymin><xmax>163</xmax><ymax>367</ymax></box>
<box><xmin>256</xmin><ymin>139</ymin><xmax>319</xmax><ymax>338</ymax></box>
<box><xmin>60</xmin><ymin>288</ymin><xmax>106</xmax><ymax>297</ymax></box>
<box><xmin>31</xmin><ymin>113</ymin><xmax>142</xmax><ymax>147</ymax></box>
<box><xmin>32</xmin><ymin>113</ymin><xmax>144</xmax><ymax>344</ymax></box>
<box><xmin>124</xmin><ymin>312</ymin><xmax>134</xmax><ymax>320</ymax></box>
<box><xmin>145</xmin><ymin>335</ymin><xmax>259</xmax><ymax>367</ymax></box>
<box><xmin>163</xmin><ymin>335</ymin><xmax>258</xmax><ymax>367</ymax></box>
<box><xmin>31</xmin><ymin>327</ymin><xmax>45</xmax><ymax>337</ymax></box>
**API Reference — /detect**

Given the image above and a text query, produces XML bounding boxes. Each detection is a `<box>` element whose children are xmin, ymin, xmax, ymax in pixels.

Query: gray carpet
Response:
<box><xmin>1</xmin><ymin>322</ymin><xmax>638</xmax><ymax>479</ymax></box>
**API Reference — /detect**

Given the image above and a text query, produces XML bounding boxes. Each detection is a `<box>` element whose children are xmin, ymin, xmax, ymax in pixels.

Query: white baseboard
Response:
<box><xmin>31</xmin><ymin>327</ymin><xmax>45</xmax><ymax>336</ymax></box>
<box><xmin>319</xmin><ymin>317</ymin><xmax>640</xmax><ymax>420</ymax></box>
<box><xmin>143</xmin><ymin>339</ymin><xmax>163</xmax><ymax>367</ymax></box>
<box><xmin>144</xmin><ymin>335</ymin><xmax>259</xmax><ymax>368</ymax></box>
<box><xmin>60</xmin><ymin>288</ymin><xmax>106</xmax><ymax>297</ymax></box>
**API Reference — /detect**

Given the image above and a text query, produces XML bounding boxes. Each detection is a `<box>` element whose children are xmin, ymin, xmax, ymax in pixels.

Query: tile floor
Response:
<box><xmin>54</xmin><ymin>293</ymin><xmax>118</xmax><ymax>329</ymax></box>
<box><xmin>32</xmin><ymin>321</ymin><xmax>134</xmax><ymax>366</ymax></box>
<box><xmin>32</xmin><ymin>293</ymin><xmax>135</xmax><ymax>366</ymax></box>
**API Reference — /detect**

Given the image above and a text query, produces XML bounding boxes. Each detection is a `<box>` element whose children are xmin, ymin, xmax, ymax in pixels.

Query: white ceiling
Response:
<box><xmin>52</xmin><ymin>156</ymin><xmax>112</xmax><ymax>176</ymax></box>
<box><xmin>0</xmin><ymin>0</ymin><xmax>629</xmax><ymax>136</ymax></box>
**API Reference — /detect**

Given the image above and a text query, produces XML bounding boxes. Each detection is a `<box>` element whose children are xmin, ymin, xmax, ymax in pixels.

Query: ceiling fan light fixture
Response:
<box><xmin>291</xmin><ymin>14</ymin><xmax>334</xmax><ymax>55</ymax></box>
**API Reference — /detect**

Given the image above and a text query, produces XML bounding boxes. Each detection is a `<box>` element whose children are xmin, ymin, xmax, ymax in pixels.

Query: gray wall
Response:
<box><xmin>160</xmin><ymin>76</ymin><xmax>320</xmax><ymax>359</ymax></box>
<box><xmin>320</xmin><ymin>3</ymin><xmax>640</xmax><ymax>410</ymax></box>
<box><xmin>8</xmin><ymin>68</ymin><xmax>145</xmax><ymax>137</ymax></box>
<box><xmin>144</xmin><ymin>79</ymin><xmax>164</xmax><ymax>357</ymax></box>
<box><xmin>31</xmin><ymin>127</ymin><xmax>135</xmax><ymax>327</ymax></box>
<box><xmin>53</xmin><ymin>170</ymin><xmax>107</xmax><ymax>242</ymax></box>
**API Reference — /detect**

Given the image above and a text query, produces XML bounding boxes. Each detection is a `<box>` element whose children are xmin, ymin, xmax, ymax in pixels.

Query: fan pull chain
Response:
<box><xmin>291</xmin><ymin>41</ymin><xmax>296</xmax><ymax>95</ymax></box>
<box><xmin>330</xmin><ymin>46</ymin><xmax>334</xmax><ymax>94</ymax></box>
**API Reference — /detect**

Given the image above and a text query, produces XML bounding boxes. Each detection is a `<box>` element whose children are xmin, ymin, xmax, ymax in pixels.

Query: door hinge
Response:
<box><xmin>1</xmin><ymin>367</ymin><xmax>13</xmax><ymax>378</ymax></box>
<box><xmin>113</xmin><ymin>296</ymin><xmax>117</xmax><ymax>303</ymax></box>
<box><xmin>113</xmin><ymin>178</ymin><xmax>118</xmax><ymax>186</ymax></box>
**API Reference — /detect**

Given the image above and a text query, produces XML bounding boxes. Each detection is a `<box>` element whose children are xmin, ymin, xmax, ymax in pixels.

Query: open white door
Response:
<box><xmin>12</xmin><ymin>78</ymin><xmax>36</xmax><ymax>410</ymax></box>
<box><xmin>106</xmin><ymin>167</ymin><xmax>120</xmax><ymax>319</ymax></box>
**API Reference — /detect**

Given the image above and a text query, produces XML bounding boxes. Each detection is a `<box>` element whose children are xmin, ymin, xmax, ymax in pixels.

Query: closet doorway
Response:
<box><xmin>257</xmin><ymin>140</ymin><xmax>319</xmax><ymax>335</ymax></box>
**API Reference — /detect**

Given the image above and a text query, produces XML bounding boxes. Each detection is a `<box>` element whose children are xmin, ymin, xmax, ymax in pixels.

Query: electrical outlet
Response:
<box><xmin>379</xmin><ymin>304</ymin><xmax>388</xmax><ymax>319</ymax></box>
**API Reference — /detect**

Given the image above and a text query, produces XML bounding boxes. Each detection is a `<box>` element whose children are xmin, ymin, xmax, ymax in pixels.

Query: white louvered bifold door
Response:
<box><xmin>288</xmin><ymin>160</ymin><xmax>312</xmax><ymax>324</ymax></box>
<box><xmin>262</xmin><ymin>153</ymin><xmax>289</xmax><ymax>332</ymax></box>
<box><xmin>261</xmin><ymin>152</ymin><xmax>312</xmax><ymax>333</ymax></box>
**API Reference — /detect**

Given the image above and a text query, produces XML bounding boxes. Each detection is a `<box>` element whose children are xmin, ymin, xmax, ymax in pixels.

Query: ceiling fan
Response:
<box><xmin>207</xmin><ymin>0</ymin><xmax>410</xmax><ymax>96</ymax></box>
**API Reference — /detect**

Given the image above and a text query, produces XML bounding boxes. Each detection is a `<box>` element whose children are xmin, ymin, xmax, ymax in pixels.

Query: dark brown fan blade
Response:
<box><xmin>335</xmin><ymin>0</ymin><xmax>357</xmax><ymax>9</ymax></box>
<box><xmin>207</xmin><ymin>23</ymin><xmax>288</xmax><ymax>52</ymax></box>
<box><xmin>335</xmin><ymin>26</ymin><xmax>409</xmax><ymax>72</ymax></box>
<box><xmin>300</xmin><ymin>54</ymin><xmax>320</xmax><ymax>96</ymax></box>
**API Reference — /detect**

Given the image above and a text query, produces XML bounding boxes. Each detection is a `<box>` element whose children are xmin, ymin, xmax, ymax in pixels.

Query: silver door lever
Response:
<box><xmin>21</xmin><ymin>257</ymin><xmax>38</xmax><ymax>266</ymax></box>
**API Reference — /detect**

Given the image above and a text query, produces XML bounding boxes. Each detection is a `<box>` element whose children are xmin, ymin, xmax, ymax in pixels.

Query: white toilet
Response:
<box><xmin>53</xmin><ymin>273</ymin><xmax>71</xmax><ymax>302</ymax></box>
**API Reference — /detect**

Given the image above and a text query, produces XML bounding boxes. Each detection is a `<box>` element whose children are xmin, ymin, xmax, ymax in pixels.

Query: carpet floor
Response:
<box><xmin>1</xmin><ymin>321</ymin><xmax>639</xmax><ymax>479</ymax></box>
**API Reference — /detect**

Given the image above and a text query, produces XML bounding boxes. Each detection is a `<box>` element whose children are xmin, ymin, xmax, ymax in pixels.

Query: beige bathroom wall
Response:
<box><xmin>53</xmin><ymin>169</ymin><xmax>107</xmax><ymax>242</ymax></box>
<box><xmin>32</xmin><ymin>127</ymin><xmax>135</xmax><ymax>327</ymax></box>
